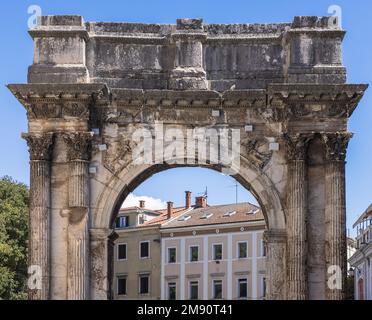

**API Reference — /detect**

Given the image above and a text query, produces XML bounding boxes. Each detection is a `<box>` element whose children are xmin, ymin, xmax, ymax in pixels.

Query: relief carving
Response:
<box><xmin>22</xmin><ymin>132</ymin><xmax>54</xmax><ymax>161</ymax></box>
<box><xmin>62</xmin><ymin>132</ymin><xmax>93</xmax><ymax>161</ymax></box>
<box><xmin>242</xmin><ymin>138</ymin><xmax>273</xmax><ymax>170</ymax></box>
<box><xmin>28</xmin><ymin>103</ymin><xmax>61</xmax><ymax>119</ymax></box>
<box><xmin>103</xmin><ymin>137</ymin><xmax>137</xmax><ymax>173</ymax></box>
<box><xmin>283</xmin><ymin>133</ymin><xmax>314</xmax><ymax>161</ymax></box>
<box><xmin>322</xmin><ymin>132</ymin><xmax>352</xmax><ymax>162</ymax></box>
<box><xmin>63</xmin><ymin>102</ymin><xmax>89</xmax><ymax>119</ymax></box>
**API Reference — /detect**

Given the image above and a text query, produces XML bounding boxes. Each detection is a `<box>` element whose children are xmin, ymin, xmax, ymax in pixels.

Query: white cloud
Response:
<box><xmin>121</xmin><ymin>193</ymin><xmax>166</xmax><ymax>210</ymax></box>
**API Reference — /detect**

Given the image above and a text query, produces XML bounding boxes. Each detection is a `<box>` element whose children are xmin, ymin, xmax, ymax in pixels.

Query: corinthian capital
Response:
<box><xmin>22</xmin><ymin>132</ymin><xmax>54</xmax><ymax>161</ymax></box>
<box><xmin>283</xmin><ymin>133</ymin><xmax>313</xmax><ymax>161</ymax></box>
<box><xmin>322</xmin><ymin>132</ymin><xmax>353</xmax><ymax>162</ymax></box>
<box><xmin>62</xmin><ymin>132</ymin><xmax>93</xmax><ymax>161</ymax></box>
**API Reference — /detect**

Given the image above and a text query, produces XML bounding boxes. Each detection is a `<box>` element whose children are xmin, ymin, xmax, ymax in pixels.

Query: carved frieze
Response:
<box><xmin>322</xmin><ymin>132</ymin><xmax>352</xmax><ymax>162</ymax></box>
<box><xmin>22</xmin><ymin>132</ymin><xmax>54</xmax><ymax>161</ymax></box>
<box><xmin>63</xmin><ymin>132</ymin><xmax>93</xmax><ymax>161</ymax></box>
<box><xmin>62</xmin><ymin>102</ymin><xmax>90</xmax><ymax>119</ymax></box>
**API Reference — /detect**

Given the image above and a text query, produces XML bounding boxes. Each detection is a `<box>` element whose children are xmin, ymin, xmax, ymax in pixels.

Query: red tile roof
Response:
<box><xmin>140</xmin><ymin>206</ymin><xmax>191</xmax><ymax>227</ymax></box>
<box><xmin>162</xmin><ymin>202</ymin><xmax>264</xmax><ymax>229</ymax></box>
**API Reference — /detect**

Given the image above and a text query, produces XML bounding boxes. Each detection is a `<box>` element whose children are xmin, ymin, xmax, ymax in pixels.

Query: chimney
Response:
<box><xmin>167</xmin><ymin>201</ymin><xmax>173</xmax><ymax>219</ymax></box>
<box><xmin>139</xmin><ymin>200</ymin><xmax>145</xmax><ymax>209</ymax></box>
<box><xmin>195</xmin><ymin>196</ymin><xmax>207</xmax><ymax>208</ymax></box>
<box><xmin>185</xmin><ymin>191</ymin><xmax>191</xmax><ymax>209</ymax></box>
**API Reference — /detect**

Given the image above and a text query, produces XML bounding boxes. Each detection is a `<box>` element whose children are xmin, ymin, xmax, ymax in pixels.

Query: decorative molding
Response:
<box><xmin>322</xmin><ymin>132</ymin><xmax>353</xmax><ymax>162</ymax></box>
<box><xmin>7</xmin><ymin>84</ymin><xmax>108</xmax><ymax>120</ymax></box>
<box><xmin>22</xmin><ymin>132</ymin><xmax>54</xmax><ymax>161</ymax></box>
<box><xmin>63</xmin><ymin>132</ymin><xmax>93</xmax><ymax>161</ymax></box>
<box><xmin>268</xmin><ymin>84</ymin><xmax>368</xmax><ymax>120</ymax></box>
<box><xmin>283</xmin><ymin>133</ymin><xmax>314</xmax><ymax>161</ymax></box>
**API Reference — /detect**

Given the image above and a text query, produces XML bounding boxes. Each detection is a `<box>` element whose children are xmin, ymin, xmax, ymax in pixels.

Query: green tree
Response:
<box><xmin>0</xmin><ymin>176</ymin><xmax>29</xmax><ymax>300</ymax></box>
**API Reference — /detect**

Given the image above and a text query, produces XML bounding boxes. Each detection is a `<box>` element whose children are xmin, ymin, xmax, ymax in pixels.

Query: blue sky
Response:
<box><xmin>0</xmin><ymin>0</ymin><xmax>371</xmax><ymax>233</ymax></box>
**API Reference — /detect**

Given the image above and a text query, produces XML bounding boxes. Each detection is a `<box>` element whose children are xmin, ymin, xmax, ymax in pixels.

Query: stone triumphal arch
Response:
<box><xmin>8</xmin><ymin>15</ymin><xmax>367</xmax><ymax>300</ymax></box>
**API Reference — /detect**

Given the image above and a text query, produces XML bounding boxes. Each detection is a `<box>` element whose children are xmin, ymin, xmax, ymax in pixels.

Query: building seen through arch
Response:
<box><xmin>113</xmin><ymin>189</ymin><xmax>266</xmax><ymax>300</ymax></box>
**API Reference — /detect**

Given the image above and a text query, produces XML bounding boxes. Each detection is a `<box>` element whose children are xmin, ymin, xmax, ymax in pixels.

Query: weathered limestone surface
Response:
<box><xmin>323</xmin><ymin>132</ymin><xmax>351</xmax><ymax>300</ymax></box>
<box><xmin>7</xmin><ymin>15</ymin><xmax>368</xmax><ymax>300</ymax></box>
<box><xmin>264</xmin><ymin>229</ymin><xmax>287</xmax><ymax>299</ymax></box>
<box><xmin>23</xmin><ymin>133</ymin><xmax>54</xmax><ymax>300</ymax></box>
<box><xmin>284</xmin><ymin>133</ymin><xmax>312</xmax><ymax>299</ymax></box>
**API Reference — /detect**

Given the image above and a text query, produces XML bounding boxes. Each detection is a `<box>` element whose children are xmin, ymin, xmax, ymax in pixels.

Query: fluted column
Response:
<box><xmin>264</xmin><ymin>229</ymin><xmax>287</xmax><ymax>300</ymax></box>
<box><xmin>89</xmin><ymin>228</ymin><xmax>117</xmax><ymax>300</ymax></box>
<box><xmin>322</xmin><ymin>132</ymin><xmax>351</xmax><ymax>300</ymax></box>
<box><xmin>284</xmin><ymin>133</ymin><xmax>312</xmax><ymax>300</ymax></box>
<box><xmin>23</xmin><ymin>132</ymin><xmax>54</xmax><ymax>300</ymax></box>
<box><xmin>63</xmin><ymin>132</ymin><xmax>93</xmax><ymax>300</ymax></box>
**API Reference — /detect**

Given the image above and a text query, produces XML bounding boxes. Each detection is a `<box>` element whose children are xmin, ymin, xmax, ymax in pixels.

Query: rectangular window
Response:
<box><xmin>213</xmin><ymin>244</ymin><xmax>223</xmax><ymax>260</ymax></box>
<box><xmin>238</xmin><ymin>278</ymin><xmax>248</xmax><ymax>298</ymax></box>
<box><xmin>213</xmin><ymin>280</ymin><xmax>223</xmax><ymax>299</ymax></box>
<box><xmin>140</xmin><ymin>241</ymin><xmax>150</xmax><ymax>259</ymax></box>
<box><xmin>190</xmin><ymin>246</ymin><xmax>199</xmax><ymax>262</ymax></box>
<box><xmin>118</xmin><ymin>243</ymin><xmax>127</xmax><ymax>260</ymax></box>
<box><xmin>168</xmin><ymin>282</ymin><xmax>176</xmax><ymax>300</ymax></box>
<box><xmin>117</xmin><ymin>277</ymin><xmax>127</xmax><ymax>295</ymax></box>
<box><xmin>238</xmin><ymin>242</ymin><xmax>247</xmax><ymax>258</ymax></box>
<box><xmin>116</xmin><ymin>216</ymin><xmax>129</xmax><ymax>228</ymax></box>
<box><xmin>139</xmin><ymin>275</ymin><xmax>149</xmax><ymax>294</ymax></box>
<box><xmin>168</xmin><ymin>247</ymin><xmax>176</xmax><ymax>263</ymax></box>
<box><xmin>189</xmin><ymin>281</ymin><xmax>199</xmax><ymax>300</ymax></box>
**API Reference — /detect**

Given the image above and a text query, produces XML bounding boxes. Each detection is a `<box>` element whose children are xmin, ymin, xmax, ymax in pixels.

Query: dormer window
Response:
<box><xmin>200</xmin><ymin>213</ymin><xmax>213</xmax><ymax>219</ymax></box>
<box><xmin>247</xmin><ymin>208</ymin><xmax>259</xmax><ymax>215</ymax></box>
<box><xmin>178</xmin><ymin>215</ymin><xmax>191</xmax><ymax>221</ymax></box>
<box><xmin>223</xmin><ymin>210</ymin><xmax>236</xmax><ymax>217</ymax></box>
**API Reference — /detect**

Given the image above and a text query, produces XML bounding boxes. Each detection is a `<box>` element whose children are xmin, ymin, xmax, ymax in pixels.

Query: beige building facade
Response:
<box><xmin>114</xmin><ymin>225</ymin><xmax>161</xmax><ymax>300</ymax></box>
<box><xmin>113</xmin><ymin>194</ymin><xmax>266</xmax><ymax>300</ymax></box>
<box><xmin>160</xmin><ymin>202</ymin><xmax>266</xmax><ymax>300</ymax></box>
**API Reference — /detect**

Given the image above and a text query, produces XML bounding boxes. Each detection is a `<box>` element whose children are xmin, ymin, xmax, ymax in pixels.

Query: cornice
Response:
<box><xmin>7</xmin><ymin>84</ymin><xmax>368</xmax><ymax>121</ymax></box>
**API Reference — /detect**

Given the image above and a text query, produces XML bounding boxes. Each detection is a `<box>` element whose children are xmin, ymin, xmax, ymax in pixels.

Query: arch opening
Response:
<box><xmin>92</xmin><ymin>159</ymin><xmax>287</xmax><ymax>300</ymax></box>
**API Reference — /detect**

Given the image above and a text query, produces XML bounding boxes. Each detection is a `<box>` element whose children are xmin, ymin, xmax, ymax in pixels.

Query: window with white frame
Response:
<box><xmin>117</xmin><ymin>243</ymin><xmax>127</xmax><ymax>260</ymax></box>
<box><xmin>140</xmin><ymin>241</ymin><xmax>150</xmax><ymax>259</ymax></box>
<box><xmin>168</xmin><ymin>282</ymin><xmax>176</xmax><ymax>300</ymax></box>
<box><xmin>213</xmin><ymin>244</ymin><xmax>223</xmax><ymax>260</ymax></box>
<box><xmin>117</xmin><ymin>277</ymin><xmax>127</xmax><ymax>295</ymax></box>
<box><xmin>189</xmin><ymin>281</ymin><xmax>199</xmax><ymax>300</ymax></box>
<box><xmin>213</xmin><ymin>279</ymin><xmax>223</xmax><ymax>299</ymax></box>
<box><xmin>116</xmin><ymin>216</ymin><xmax>129</xmax><ymax>228</ymax></box>
<box><xmin>238</xmin><ymin>278</ymin><xmax>248</xmax><ymax>298</ymax></box>
<box><xmin>168</xmin><ymin>247</ymin><xmax>176</xmax><ymax>263</ymax></box>
<box><xmin>190</xmin><ymin>246</ymin><xmax>199</xmax><ymax>262</ymax></box>
<box><xmin>238</xmin><ymin>241</ymin><xmax>248</xmax><ymax>258</ymax></box>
